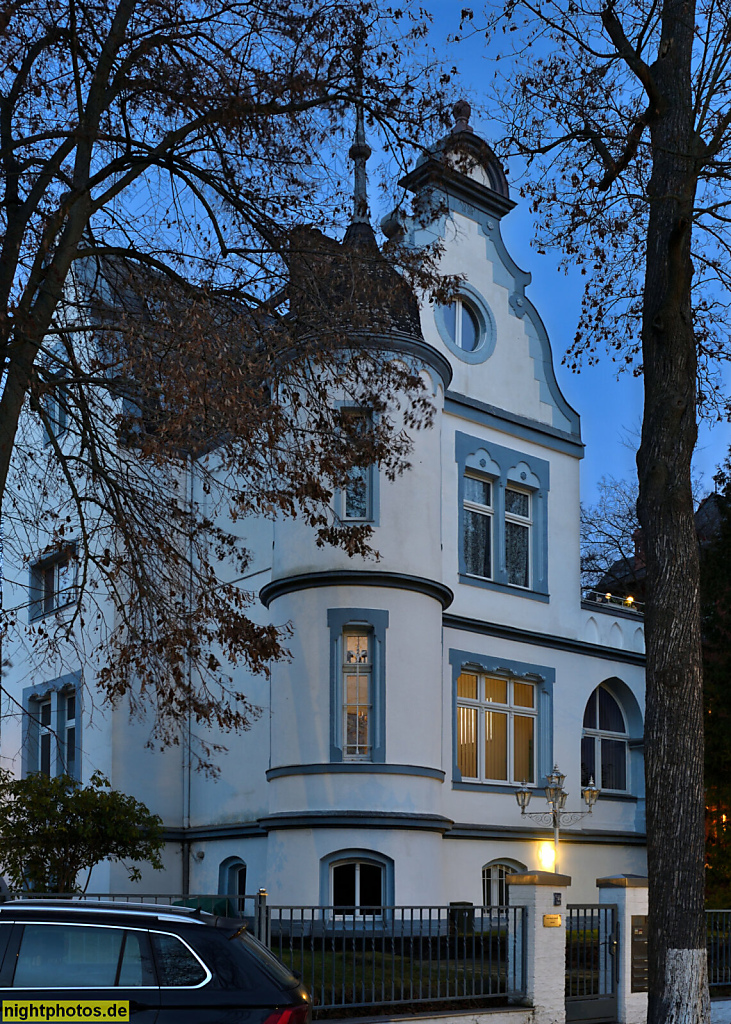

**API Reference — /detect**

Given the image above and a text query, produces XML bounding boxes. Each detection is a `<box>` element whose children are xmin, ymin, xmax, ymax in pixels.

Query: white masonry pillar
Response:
<box><xmin>597</xmin><ymin>874</ymin><xmax>649</xmax><ymax>1024</ymax></box>
<box><xmin>508</xmin><ymin>869</ymin><xmax>571</xmax><ymax>1024</ymax></box>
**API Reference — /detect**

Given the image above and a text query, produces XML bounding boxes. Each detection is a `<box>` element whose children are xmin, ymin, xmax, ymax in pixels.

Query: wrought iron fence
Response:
<box><xmin>4</xmin><ymin>893</ymin><xmax>527</xmax><ymax>1012</ymax></box>
<box><xmin>707</xmin><ymin>910</ymin><xmax>731</xmax><ymax>987</ymax></box>
<box><xmin>268</xmin><ymin>904</ymin><xmax>526</xmax><ymax>1013</ymax></box>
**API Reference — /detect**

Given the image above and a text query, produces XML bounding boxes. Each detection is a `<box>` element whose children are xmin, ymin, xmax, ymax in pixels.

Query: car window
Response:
<box><xmin>117</xmin><ymin>930</ymin><xmax>152</xmax><ymax>986</ymax></box>
<box><xmin>151</xmin><ymin>932</ymin><xmax>209</xmax><ymax>987</ymax></box>
<box><xmin>12</xmin><ymin>924</ymin><xmax>154</xmax><ymax>989</ymax></box>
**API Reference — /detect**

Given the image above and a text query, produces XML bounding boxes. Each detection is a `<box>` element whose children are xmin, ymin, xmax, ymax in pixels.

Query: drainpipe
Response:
<box><xmin>181</xmin><ymin>453</ymin><xmax>194</xmax><ymax>895</ymax></box>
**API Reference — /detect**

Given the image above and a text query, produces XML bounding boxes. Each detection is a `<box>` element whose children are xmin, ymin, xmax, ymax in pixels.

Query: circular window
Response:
<box><xmin>442</xmin><ymin>298</ymin><xmax>481</xmax><ymax>352</ymax></box>
<box><xmin>434</xmin><ymin>286</ymin><xmax>496</xmax><ymax>364</ymax></box>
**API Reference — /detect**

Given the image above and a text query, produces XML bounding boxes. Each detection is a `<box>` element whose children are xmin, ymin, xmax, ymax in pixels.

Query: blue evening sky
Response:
<box><xmin>422</xmin><ymin>2</ymin><xmax>729</xmax><ymax>504</ymax></box>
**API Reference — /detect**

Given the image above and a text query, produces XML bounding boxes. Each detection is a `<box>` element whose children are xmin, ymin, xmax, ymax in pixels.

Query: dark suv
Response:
<box><xmin>0</xmin><ymin>900</ymin><xmax>311</xmax><ymax>1023</ymax></box>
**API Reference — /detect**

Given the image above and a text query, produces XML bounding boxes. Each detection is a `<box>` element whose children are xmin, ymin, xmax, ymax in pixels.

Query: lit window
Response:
<box><xmin>457</xmin><ymin>673</ymin><xmax>536</xmax><ymax>784</ymax></box>
<box><xmin>343</xmin><ymin>631</ymin><xmax>372</xmax><ymax>761</ymax></box>
<box><xmin>463</xmin><ymin>474</ymin><xmax>493</xmax><ymax>579</ymax></box>
<box><xmin>30</xmin><ymin>549</ymin><xmax>75</xmax><ymax>620</ymax></box>
<box><xmin>332</xmin><ymin>860</ymin><xmax>384</xmax><ymax>916</ymax></box>
<box><xmin>440</xmin><ymin>298</ymin><xmax>482</xmax><ymax>352</ymax></box>
<box><xmin>581</xmin><ymin>685</ymin><xmax>628</xmax><ymax>792</ymax></box>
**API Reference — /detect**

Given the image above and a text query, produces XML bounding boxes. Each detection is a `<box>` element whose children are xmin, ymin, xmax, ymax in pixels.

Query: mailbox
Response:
<box><xmin>631</xmin><ymin>915</ymin><xmax>648</xmax><ymax>992</ymax></box>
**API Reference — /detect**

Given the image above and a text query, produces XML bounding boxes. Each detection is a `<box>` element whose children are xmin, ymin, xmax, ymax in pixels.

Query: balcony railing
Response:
<box><xmin>582</xmin><ymin>590</ymin><xmax>645</xmax><ymax>615</ymax></box>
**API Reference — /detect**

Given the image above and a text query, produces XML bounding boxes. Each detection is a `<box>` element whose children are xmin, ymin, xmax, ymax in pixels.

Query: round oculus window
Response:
<box><xmin>440</xmin><ymin>297</ymin><xmax>482</xmax><ymax>352</ymax></box>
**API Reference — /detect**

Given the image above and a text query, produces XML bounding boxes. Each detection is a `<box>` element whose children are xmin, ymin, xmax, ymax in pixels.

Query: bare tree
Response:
<box><xmin>0</xmin><ymin>0</ymin><xmax>452</xmax><ymax>764</ymax></box>
<box><xmin>581</xmin><ymin>476</ymin><xmax>640</xmax><ymax>592</ymax></box>
<box><xmin>464</xmin><ymin>0</ymin><xmax>731</xmax><ymax>1020</ymax></box>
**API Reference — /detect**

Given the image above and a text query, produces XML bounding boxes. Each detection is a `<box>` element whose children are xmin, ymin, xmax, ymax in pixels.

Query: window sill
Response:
<box><xmin>452</xmin><ymin>780</ymin><xmax>539</xmax><ymax>794</ymax></box>
<box><xmin>458</xmin><ymin>574</ymin><xmax>549</xmax><ymax>603</ymax></box>
<box><xmin>597</xmin><ymin>792</ymin><xmax>639</xmax><ymax>803</ymax></box>
<box><xmin>29</xmin><ymin>598</ymin><xmax>76</xmax><ymax>623</ymax></box>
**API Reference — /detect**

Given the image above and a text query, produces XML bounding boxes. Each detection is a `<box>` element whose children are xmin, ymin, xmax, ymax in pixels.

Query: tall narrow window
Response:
<box><xmin>456</xmin><ymin>673</ymin><xmax>536</xmax><ymax>784</ymax></box>
<box><xmin>581</xmin><ymin>685</ymin><xmax>628</xmax><ymax>792</ymax></box>
<box><xmin>38</xmin><ymin>699</ymin><xmax>52</xmax><ymax>777</ymax></box>
<box><xmin>31</xmin><ymin>548</ymin><xmax>75</xmax><ymax>620</ymax></box>
<box><xmin>463</xmin><ymin>473</ymin><xmax>493</xmax><ymax>579</ymax></box>
<box><xmin>63</xmin><ymin>692</ymin><xmax>76</xmax><ymax>776</ymax></box>
<box><xmin>505</xmin><ymin>488</ymin><xmax>531</xmax><ymax>588</ymax></box>
<box><xmin>342</xmin><ymin>409</ymin><xmax>372</xmax><ymax>520</ymax></box>
<box><xmin>343</xmin><ymin>631</ymin><xmax>372</xmax><ymax>761</ymax></box>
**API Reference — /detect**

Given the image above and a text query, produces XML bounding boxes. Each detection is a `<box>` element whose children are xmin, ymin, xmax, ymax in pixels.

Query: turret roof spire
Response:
<box><xmin>344</xmin><ymin>102</ymin><xmax>377</xmax><ymax>248</ymax></box>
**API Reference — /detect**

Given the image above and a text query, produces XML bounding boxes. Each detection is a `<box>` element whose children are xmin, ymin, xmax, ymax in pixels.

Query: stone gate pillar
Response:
<box><xmin>508</xmin><ymin>869</ymin><xmax>572</xmax><ymax>1024</ymax></box>
<box><xmin>597</xmin><ymin>874</ymin><xmax>649</xmax><ymax>1024</ymax></box>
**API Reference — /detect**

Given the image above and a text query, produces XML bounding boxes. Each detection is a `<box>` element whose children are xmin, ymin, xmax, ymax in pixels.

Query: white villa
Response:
<box><xmin>1</xmin><ymin>102</ymin><xmax>647</xmax><ymax>908</ymax></box>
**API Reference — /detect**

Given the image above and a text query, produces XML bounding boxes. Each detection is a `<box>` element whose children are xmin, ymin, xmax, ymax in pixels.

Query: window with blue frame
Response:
<box><xmin>22</xmin><ymin>673</ymin><xmax>81</xmax><ymax>779</ymax></box>
<box><xmin>450</xmin><ymin>650</ymin><xmax>554</xmax><ymax>789</ymax></box>
<box><xmin>456</xmin><ymin>432</ymin><xmax>549</xmax><ymax>599</ymax></box>
<box><xmin>29</xmin><ymin>545</ymin><xmax>76</xmax><ymax>621</ymax></box>
<box><xmin>339</xmin><ymin>408</ymin><xmax>377</xmax><ymax>523</ymax></box>
<box><xmin>328</xmin><ymin>609</ymin><xmax>387</xmax><ymax>763</ymax></box>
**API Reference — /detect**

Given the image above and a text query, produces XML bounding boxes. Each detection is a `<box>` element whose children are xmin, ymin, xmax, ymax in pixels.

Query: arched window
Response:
<box><xmin>332</xmin><ymin>859</ymin><xmax>384</xmax><ymax>917</ymax></box>
<box><xmin>482</xmin><ymin>860</ymin><xmax>525</xmax><ymax>907</ymax></box>
<box><xmin>581</xmin><ymin>685</ymin><xmax>629</xmax><ymax>792</ymax></box>
<box><xmin>218</xmin><ymin>857</ymin><xmax>247</xmax><ymax>915</ymax></box>
<box><xmin>321</xmin><ymin>849</ymin><xmax>394</xmax><ymax>918</ymax></box>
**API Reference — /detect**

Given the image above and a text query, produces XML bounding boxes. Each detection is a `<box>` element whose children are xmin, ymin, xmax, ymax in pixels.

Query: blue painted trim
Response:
<box><xmin>444</xmin><ymin>393</ymin><xmax>584</xmax><ymax>457</ymax></box>
<box><xmin>319</xmin><ymin>848</ymin><xmax>395</xmax><ymax>907</ymax></box>
<box><xmin>28</xmin><ymin>546</ymin><xmax>77</xmax><ymax>622</ymax></box>
<box><xmin>455</xmin><ymin>431</ymin><xmax>550</xmax><ymax>597</ymax></box>
<box><xmin>458</xmin><ymin>575</ymin><xmax>550</xmax><ymax>602</ymax></box>
<box><xmin>449</xmin><ymin>649</ymin><xmax>554</xmax><ymax>787</ymax></box>
<box><xmin>328</xmin><ymin>608</ymin><xmax>388</xmax><ymax>764</ymax></box>
<box><xmin>22</xmin><ymin>671</ymin><xmax>81</xmax><ymax>780</ymax></box>
<box><xmin>217</xmin><ymin>856</ymin><xmax>246</xmax><ymax>898</ymax></box>
<box><xmin>260</xmin><ymin>571</ymin><xmax>453</xmax><ymax>610</ymax></box>
<box><xmin>266</xmin><ymin>762</ymin><xmax>444</xmax><ymax>781</ymax></box>
<box><xmin>344</xmin><ymin>331</ymin><xmax>453</xmax><ymax>390</ymax></box>
<box><xmin>444</xmin><ymin>824</ymin><xmax>646</xmax><ymax>845</ymax></box>
<box><xmin>262</xmin><ymin>811</ymin><xmax>452</xmax><ymax>833</ymax></box>
<box><xmin>443</xmin><ymin>612</ymin><xmax>646</xmax><ymax>667</ymax></box>
<box><xmin>164</xmin><ymin>823</ymin><xmax>265</xmax><ymax>842</ymax></box>
<box><xmin>433</xmin><ymin>284</ymin><xmax>497</xmax><ymax>365</ymax></box>
<box><xmin>399</xmin><ymin>164</ymin><xmax>580</xmax><ymax>437</ymax></box>
<box><xmin>452</xmin><ymin>781</ymin><xmax>531</xmax><ymax>794</ymax></box>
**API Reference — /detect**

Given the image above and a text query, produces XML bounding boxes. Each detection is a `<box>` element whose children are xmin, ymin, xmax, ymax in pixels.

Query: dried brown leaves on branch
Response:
<box><xmin>0</xmin><ymin>0</ymin><xmax>451</xmax><ymax>765</ymax></box>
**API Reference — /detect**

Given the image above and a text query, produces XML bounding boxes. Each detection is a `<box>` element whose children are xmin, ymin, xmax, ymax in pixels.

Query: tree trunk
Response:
<box><xmin>637</xmin><ymin>3</ymin><xmax>709</xmax><ymax>1023</ymax></box>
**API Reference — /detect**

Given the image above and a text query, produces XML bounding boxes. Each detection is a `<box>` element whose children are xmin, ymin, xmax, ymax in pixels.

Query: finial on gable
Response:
<box><xmin>451</xmin><ymin>99</ymin><xmax>473</xmax><ymax>135</ymax></box>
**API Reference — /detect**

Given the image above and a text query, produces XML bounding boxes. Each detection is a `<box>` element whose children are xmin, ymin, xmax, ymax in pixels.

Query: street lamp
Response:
<box><xmin>515</xmin><ymin>765</ymin><xmax>600</xmax><ymax>873</ymax></box>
